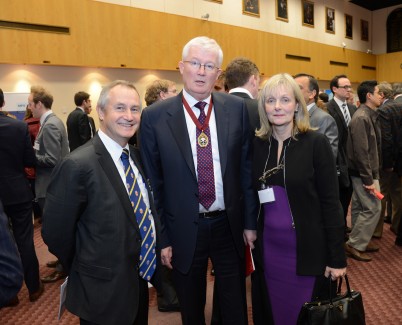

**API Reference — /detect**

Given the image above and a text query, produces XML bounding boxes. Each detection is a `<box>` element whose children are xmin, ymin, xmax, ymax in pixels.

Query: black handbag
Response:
<box><xmin>297</xmin><ymin>275</ymin><xmax>365</xmax><ymax>325</ymax></box>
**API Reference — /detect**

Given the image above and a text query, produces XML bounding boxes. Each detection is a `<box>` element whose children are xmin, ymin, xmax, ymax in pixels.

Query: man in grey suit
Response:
<box><xmin>29</xmin><ymin>86</ymin><xmax>69</xmax><ymax>282</ymax></box>
<box><xmin>294</xmin><ymin>73</ymin><xmax>338</xmax><ymax>159</ymax></box>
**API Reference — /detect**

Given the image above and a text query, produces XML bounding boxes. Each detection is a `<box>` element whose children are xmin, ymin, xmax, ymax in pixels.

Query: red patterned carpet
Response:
<box><xmin>1</xmin><ymin>221</ymin><xmax>401</xmax><ymax>324</ymax></box>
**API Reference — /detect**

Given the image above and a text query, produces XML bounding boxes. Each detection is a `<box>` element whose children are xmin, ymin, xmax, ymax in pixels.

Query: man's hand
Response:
<box><xmin>161</xmin><ymin>246</ymin><xmax>173</xmax><ymax>269</ymax></box>
<box><xmin>243</xmin><ymin>229</ymin><xmax>257</xmax><ymax>249</ymax></box>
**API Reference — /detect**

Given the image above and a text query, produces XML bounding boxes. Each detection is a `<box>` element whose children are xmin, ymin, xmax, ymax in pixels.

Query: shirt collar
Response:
<box><xmin>229</xmin><ymin>87</ymin><xmax>253</xmax><ymax>99</ymax></box>
<box><xmin>40</xmin><ymin>110</ymin><xmax>53</xmax><ymax>125</ymax></box>
<box><xmin>98</xmin><ymin>129</ymin><xmax>129</xmax><ymax>165</ymax></box>
<box><xmin>307</xmin><ymin>102</ymin><xmax>315</xmax><ymax>111</ymax></box>
<box><xmin>182</xmin><ymin>89</ymin><xmax>211</xmax><ymax>108</ymax></box>
<box><xmin>334</xmin><ymin>96</ymin><xmax>347</xmax><ymax>108</ymax></box>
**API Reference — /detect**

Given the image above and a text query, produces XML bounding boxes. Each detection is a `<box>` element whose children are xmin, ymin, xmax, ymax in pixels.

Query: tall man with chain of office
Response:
<box><xmin>140</xmin><ymin>36</ymin><xmax>258</xmax><ymax>324</ymax></box>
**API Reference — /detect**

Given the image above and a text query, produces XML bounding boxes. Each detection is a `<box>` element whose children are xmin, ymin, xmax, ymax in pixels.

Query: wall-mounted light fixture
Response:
<box><xmin>342</xmin><ymin>42</ymin><xmax>346</xmax><ymax>48</ymax></box>
<box><xmin>201</xmin><ymin>13</ymin><xmax>209</xmax><ymax>20</ymax></box>
<box><xmin>366</xmin><ymin>49</ymin><xmax>372</xmax><ymax>54</ymax></box>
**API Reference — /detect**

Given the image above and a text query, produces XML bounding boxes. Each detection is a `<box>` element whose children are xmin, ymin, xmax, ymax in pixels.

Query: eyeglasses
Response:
<box><xmin>183</xmin><ymin>60</ymin><xmax>218</xmax><ymax>72</ymax></box>
<box><xmin>338</xmin><ymin>85</ymin><xmax>352</xmax><ymax>90</ymax></box>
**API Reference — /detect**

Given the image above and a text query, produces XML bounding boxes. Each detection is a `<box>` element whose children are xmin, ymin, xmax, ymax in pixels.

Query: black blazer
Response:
<box><xmin>327</xmin><ymin>99</ymin><xmax>356</xmax><ymax>187</ymax></box>
<box><xmin>66</xmin><ymin>108</ymin><xmax>91</xmax><ymax>151</ymax></box>
<box><xmin>42</xmin><ymin>135</ymin><xmax>160</xmax><ymax>324</ymax></box>
<box><xmin>140</xmin><ymin>91</ymin><xmax>258</xmax><ymax>274</ymax></box>
<box><xmin>230</xmin><ymin>91</ymin><xmax>260</xmax><ymax>137</ymax></box>
<box><xmin>0</xmin><ymin>112</ymin><xmax>36</xmax><ymax>205</ymax></box>
<box><xmin>252</xmin><ymin>132</ymin><xmax>346</xmax><ymax>275</ymax></box>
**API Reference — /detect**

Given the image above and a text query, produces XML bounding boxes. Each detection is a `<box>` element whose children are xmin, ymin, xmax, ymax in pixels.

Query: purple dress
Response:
<box><xmin>261</xmin><ymin>138</ymin><xmax>315</xmax><ymax>325</ymax></box>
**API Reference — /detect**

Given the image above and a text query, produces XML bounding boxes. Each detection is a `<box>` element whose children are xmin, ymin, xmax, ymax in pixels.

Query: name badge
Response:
<box><xmin>33</xmin><ymin>140</ymin><xmax>40</xmax><ymax>151</ymax></box>
<box><xmin>258</xmin><ymin>187</ymin><xmax>275</xmax><ymax>204</ymax></box>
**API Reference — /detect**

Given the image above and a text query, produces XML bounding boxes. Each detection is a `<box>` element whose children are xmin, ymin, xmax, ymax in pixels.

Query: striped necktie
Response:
<box><xmin>121</xmin><ymin>149</ymin><xmax>156</xmax><ymax>281</ymax></box>
<box><xmin>341</xmin><ymin>103</ymin><xmax>350</xmax><ymax>126</ymax></box>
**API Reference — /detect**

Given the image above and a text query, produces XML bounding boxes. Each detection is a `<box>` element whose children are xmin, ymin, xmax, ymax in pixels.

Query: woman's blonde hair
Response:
<box><xmin>256</xmin><ymin>73</ymin><xmax>311</xmax><ymax>140</ymax></box>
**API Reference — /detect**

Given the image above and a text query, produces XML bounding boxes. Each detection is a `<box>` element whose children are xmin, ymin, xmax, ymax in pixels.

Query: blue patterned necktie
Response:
<box><xmin>195</xmin><ymin>101</ymin><xmax>216</xmax><ymax>210</ymax></box>
<box><xmin>121</xmin><ymin>149</ymin><xmax>156</xmax><ymax>281</ymax></box>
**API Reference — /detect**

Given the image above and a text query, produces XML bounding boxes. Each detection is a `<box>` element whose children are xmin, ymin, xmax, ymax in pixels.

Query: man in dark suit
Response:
<box><xmin>225</xmin><ymin>57</ymin><xmax>260</xmax><ymax>136</ymax></box>
<box><xmin>30</xmin><ymin>86</ymin><xmax>70</xmax><ymax>283</ymax></box>
<box><xmin>327</xmin><ymin>75</ymin><xmax>357</xmax><ymax>233</ymax></box>
<box><xmin>0</xmin><ymin>199</ymin><xmax>24</xmax><ymax>308</ymax></box>
<box><xmin>140</xmin><ymin>36</ymin><xmax>258</xmax><ymax>324</ymax></box>
<box><xmin>0</xmin><ymin>88</ymin><xmax>43</xmax><ymax>305</ymax></box>
<box><xmin>42</xmin><ymin>80</ymin><xmax>159</xmax><ymax>325</ymax></box>
<box><xmin>67</xmin><ymin>91</ymin><xmax>92</xmax><ymax>151</ymax></box>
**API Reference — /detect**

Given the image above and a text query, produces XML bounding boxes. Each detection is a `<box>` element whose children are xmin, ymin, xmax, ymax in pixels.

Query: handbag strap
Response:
<box><xmin>334</xmin><ymin>274</ymin><xmax>353</xmax><ymax>301</ymax></box>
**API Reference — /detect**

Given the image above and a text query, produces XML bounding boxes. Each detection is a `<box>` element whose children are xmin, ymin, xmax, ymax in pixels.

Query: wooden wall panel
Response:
<box><xmin>0</xmin><ymin>0</ymin><xmax>382</xmax><ymax>81</ymax></box>
<box><xmin>376</xmin><ymin>52</ymin><xmax>402</xmax><ymax>83</ymax></box>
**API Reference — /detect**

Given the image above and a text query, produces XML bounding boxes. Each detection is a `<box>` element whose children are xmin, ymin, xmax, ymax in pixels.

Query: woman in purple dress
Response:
<box><xmin>251</xmin><ymin>73</ymin><xmax>347</xmax><ymax>324</ymax></box>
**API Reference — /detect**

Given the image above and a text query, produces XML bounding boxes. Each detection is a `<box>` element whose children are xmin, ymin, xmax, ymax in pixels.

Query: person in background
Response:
<box><xmin>140</xmin><ymin>36</ymin><xmax>258</xmax><ymax>324</ymax></box>
<box><xmin>144</xmin><ymin>79</ymin><xmax>177</xmax><ymax>107</ymax></box>
<box><xmin>345</xmin><ymin>80</ymin><xmax>382</xmax><ymax>262</ymax></box>
<box><xmin>42</xmin><ymin>80</ymin><xmax>160</xmax><ymax>324</ymax></box>
<box><xmin>226</xmin><ymin>57</ymin><xmax>261</xmax><ymax>136</ymax></box>
<box><xmin>251</xmin><ymin>73</ymin><xmax>346</xmax><ymax>324</ymax></box>
<box><xmin>327</xmin><ymin>75</ymin><xmax>357</xmax><ymax>236</ymax></box>
<box><xmin>23</xmin><ymin>105</ymin><xmax>42</xmax><ymax>221</ymax></box>
<box><xmin>0</xmin><ymin>199</ymin><xmax>24</xmax><ymax>308</ymax></box>
<box><xmin>29</xmin><ymin>86</ymin><xmax>69</xmax><ymax>283</ymax></box>
<box><xmin>373</xmin><ymin>82</ymin><xmax>402</xmax><ymax>239</ymax></box>
<box><xmin>67</xmin><ymin>91</ymin><xmax>92</xmax><ymax>152</ymax></box>
<box><xmin>0</xmin><ymin>88</ymin><xmax>43</xmax><ymax>306</ymax></box>
<box><xmin>213</xmin><ymin>71</ymin><xmax>228</xmax><ymax>93</ymax></box>
<box><xmin>393</xmin><ymin>82</ymin><xmax>402</xmax><ymax>246</ymax></box>
<box><xmin>130</xmin><ymin>79</ymin><xmax>177</xmax><ymax>148</ymax></box>
<box><xmin>83</xmin><ymin>99</ymin><xmax>96</xmax><ymax>137</ymax></box>
<box><xmin>294</xmin><ymin>73</ymin><xmax>338</xmax><ymax>159</ymax></box>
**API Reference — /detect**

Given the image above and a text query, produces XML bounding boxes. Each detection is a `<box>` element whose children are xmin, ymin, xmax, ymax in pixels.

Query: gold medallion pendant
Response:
<box><xmin>198</xmin><ymin>132</ymin><xmax>209</xmax><ymax>147</ymax></box>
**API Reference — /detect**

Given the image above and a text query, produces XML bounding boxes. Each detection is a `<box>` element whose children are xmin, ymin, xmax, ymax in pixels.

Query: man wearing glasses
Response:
<box><xmin>140</xmin><ymin>36</ymin><xmax>257</xmax><ymax>324</ymax></box>
<box><xmin>327</xmin><ymin>75</ymin><xmax>357</xmax><ymax>238</ymax></box>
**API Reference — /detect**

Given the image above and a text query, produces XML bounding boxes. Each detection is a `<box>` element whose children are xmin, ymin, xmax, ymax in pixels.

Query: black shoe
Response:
<box><xmin>158</xmin><ymin>304</ymin><xmax>180</xmax><ymax>312</ymax></box>
<box><xmin>41</xmin><ymin>271</ymin><xmax>67</xmax><ymax>283</ymax></box>
<box><xmin>4</xmin><ymin>296</ymin><xmax>19</xmax><ymax>307</ymax></box>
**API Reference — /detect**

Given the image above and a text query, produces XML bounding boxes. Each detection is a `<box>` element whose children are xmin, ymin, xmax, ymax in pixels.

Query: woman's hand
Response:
<box><xmin>324</xmin><ymin>266</ymin><xmax>346</xmax><ymax>280</ymax></box>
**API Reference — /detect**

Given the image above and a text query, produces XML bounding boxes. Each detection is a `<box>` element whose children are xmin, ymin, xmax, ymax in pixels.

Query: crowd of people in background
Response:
<box><xmin>1</xmin><ymin>35</ymin><xmax>402</xmax><ymax>325</ymax></box>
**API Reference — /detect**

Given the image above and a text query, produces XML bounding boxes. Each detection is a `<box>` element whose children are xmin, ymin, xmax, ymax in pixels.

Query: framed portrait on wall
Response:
<box><xmin>345</xmin><ymin>14</ymin><xmax>353</xmax><ymax>39</ymax></box>
<box><xmin>204</xmin><ymin>0</ymin><xmax>222</xmax><ymax>3</ymax></box>
<box><xmin>276</xmin><ymin>0</ymin><xmax>288</xmax><ymax>22</ymax></box>
<box><xmin>326</xmin><ymin>7</ymin><xmax>335</xmax><ymax>33</ymax></box>
<box><xmin>361</xmin><ymin>19</ymin><xmax>369</xmax><ymax>41</ymax></box>
<box><xmin>243</xmin><ymin>0</ymin><xmax>260</xmax><ymax>17</ymax></box>
<box><xmin>302</xmin><ymin>0</ymin><xmax>314</xmax><ymax>27</ymax></box>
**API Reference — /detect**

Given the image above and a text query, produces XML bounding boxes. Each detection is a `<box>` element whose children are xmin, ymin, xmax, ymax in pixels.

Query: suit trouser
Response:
<box><xmin>348</xmin><ymin>177</ymin><xmax>381</xmax><ymax>251</ymax></box>
<box><xmin>339</xmin><ymin>181</ymin><xmax>353</xmax><ymax>228</ymax></box>
<box><xmin>4</xmin><ymin>201</ymin><xmax>40</xmax><ymax>293</ymax></box>
<box><xmin>173</xmin><ymin>214</ymin><xmax>247</xmax><ymax>325</ymax></box>
<box><xmin>374</xmin><ymin>171</ymin><xmax>402</xmax><ymax>236</ymax></box>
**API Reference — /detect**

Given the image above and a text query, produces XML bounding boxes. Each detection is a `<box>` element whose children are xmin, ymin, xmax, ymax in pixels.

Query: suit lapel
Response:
<box><xmin>166</xmin><ymin>94</ymin><xmax>197</xmax><ymax>180</ymax></box>
<box><xmin>309</xmin><ymin>105</ymin><xmax>317</xmax><ymax>117</ymax></box>
<box><xmin>212</xmin><ymin>93</ymin><xmax>229</xmax><ymax>177</ymax></box>
<box><xmin>330</xmin><ymin>100</ymin><xmax>348</xmax><ymax>130</ymax></box>
<box><xmin>93</xmin><ymin>136</ymin><xmax>140</xmax><ymax>235</ymax></box>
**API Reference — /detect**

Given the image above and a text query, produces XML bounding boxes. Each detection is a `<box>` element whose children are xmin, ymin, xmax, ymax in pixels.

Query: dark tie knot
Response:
<box><xmin>195</xmin><ymin>101</ymin><xmax>207</xmax><ymax>111</ymax></box>
<box><xmin>121</xmin><ymin>149</ymin><xmax>129</xmax><ymax>161</ymax></box>
<box><xmin>342</xmin><ymin>103</ymin><xmax>346</xmax><ymax>109</ymax></box>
